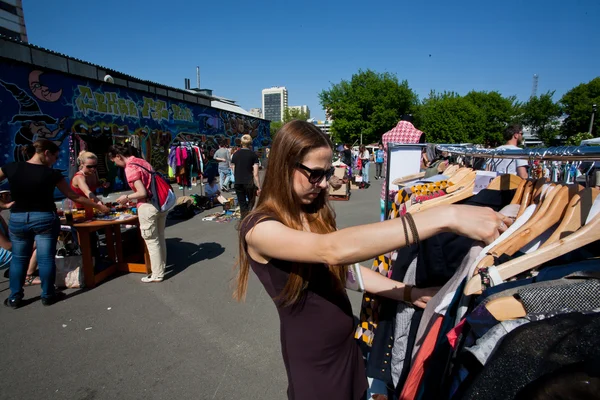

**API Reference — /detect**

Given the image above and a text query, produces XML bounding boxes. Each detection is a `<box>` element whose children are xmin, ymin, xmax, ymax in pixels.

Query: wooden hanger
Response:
<box><xmin>510</xmin><ymin>178</ymin><xmax>528</xmax><ymax>204</ymax></box>
<box><xmin>485</xmin><ymin>296</ymin><xmax>527</xmax><ymax>320</ymax></box>
<box><xmin>531</xmin><ymin>178</ymin><xmax>549</xmax><ymax>204</ymax></box>
<box><xmin>464</xmin><ymin>194</ymin><xmax>600</xmax><ymax>296</ymax></box>
<box><xmin>487</xmin><ymin>174</ymin><xmax>523</xmax><ymax>191</ymax></box>
<box><xmin>392</xmin><ymin>172</ymin><xmax>426</xmax><ymax>186</ymax></box>
<box><xmin>442</xmin><ymin>164</ymin><xmax>459</xmax><ymax>176</ymax></box>
<box><xmin>468</xmin><ymin>184</ymin><xmax>565</xmax><ymax>278</ymax></box>
<box><xmin>541</xmin><ymin>187</ymin><xmax>600</xmax><ymax>247</ymax></box>
<box><xmin>447</xmin><ymin>168</ymin><xmax>472</xmax><ymax>185</ymax></box>
<box><xmin>446</xmin><ymin>170</ymin><xmax>476</xmax><ymax>194</ymax></box>
<box><xmin>516</xmin><ymin>180</ymin><xmax>534</xmax><ymax>218</ymax></box>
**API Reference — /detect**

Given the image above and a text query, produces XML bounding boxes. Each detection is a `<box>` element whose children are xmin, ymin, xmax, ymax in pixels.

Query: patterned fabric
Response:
<box><xmin>519</xmin><ymin>278</ymin><xmax>600</xmax><ymax>314</ymax></box>
<box><xmin>355</xmin><ymin>188</ymin><xmax>411</xmax><ymax>346</ymax></box>
<box><xmin>380</xmin><ymin>121</ymin><xmax>424</xmax><ymax>201</ymax></box>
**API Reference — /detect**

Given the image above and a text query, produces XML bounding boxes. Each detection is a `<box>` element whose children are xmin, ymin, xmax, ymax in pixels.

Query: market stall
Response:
<box><xmin>60</xmin><ymin>205</ymin><xmax>149</xmax><ymax>288</ymax></box>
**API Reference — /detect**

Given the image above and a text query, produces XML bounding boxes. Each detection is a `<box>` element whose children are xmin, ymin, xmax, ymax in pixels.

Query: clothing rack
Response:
<box><xmin>435</xmin><ymin>144</ymin><xmax>600</xmax><ymax>161</ymax></box>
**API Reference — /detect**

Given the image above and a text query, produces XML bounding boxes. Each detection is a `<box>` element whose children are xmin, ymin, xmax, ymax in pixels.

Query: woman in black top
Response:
<box><xmin>233</xmin><ymin>121</ymin><xmax>511</xmax><ymax>399</ymax></box>
<box><xmin>0</xmin><ymin>139</ymin><xmax>109</xmax><ymax>309</ymax></box>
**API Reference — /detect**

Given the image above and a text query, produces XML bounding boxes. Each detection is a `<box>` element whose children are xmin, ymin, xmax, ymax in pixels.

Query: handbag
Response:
<box><xmin>55</xmin><ymin>255</ymin><xmax>84</xmax><ymax>288</ymax></box>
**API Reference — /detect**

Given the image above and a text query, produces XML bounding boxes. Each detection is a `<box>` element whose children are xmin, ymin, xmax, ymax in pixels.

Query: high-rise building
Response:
<box><xmin>0</xmin><ymin>0</ymin><xmax>28</xmax><ymax>42</ymax></box>
<box><xmin>262</xmin><ymin>86</ymin><xmax>288</xmax><ymax>122</ymax></box>
<box><xmin>249</xmin><ymin>108</ymin><xmax>262</xmax><ymax>118</ymax></box>
<box><xmin>289</xmin><ymin>105</ymin><xmax>310</xmax><ymax>119</ymax></box>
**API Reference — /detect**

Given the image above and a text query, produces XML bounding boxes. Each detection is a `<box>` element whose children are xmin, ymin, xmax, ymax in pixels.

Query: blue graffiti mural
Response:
<box><xmin>0</xmin><ymin>61</ymin><xmax>270</xmax><ymax>190</ymax></box>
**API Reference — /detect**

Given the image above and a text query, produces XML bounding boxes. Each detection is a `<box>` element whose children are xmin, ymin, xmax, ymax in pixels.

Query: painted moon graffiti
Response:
<box><xmin>29</xmin><ymin>70</ymin><xmax>63</xmax><ymax>102</ymax></box>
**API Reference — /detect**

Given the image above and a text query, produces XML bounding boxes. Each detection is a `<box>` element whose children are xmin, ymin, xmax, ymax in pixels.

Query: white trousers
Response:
<box><xmin>137</xmin><ymin>203</ymin><xmax>168</xmax><ymax>279</ymax></box>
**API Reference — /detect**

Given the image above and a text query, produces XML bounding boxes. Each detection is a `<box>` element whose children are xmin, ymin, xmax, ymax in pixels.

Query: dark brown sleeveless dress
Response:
<box><xmin>242</xmin><ymin>214</ymin><xmax>367</xmax><ymax>400</ymax></box>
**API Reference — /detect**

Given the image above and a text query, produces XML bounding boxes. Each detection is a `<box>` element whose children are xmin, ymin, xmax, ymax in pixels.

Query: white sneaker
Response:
<box><xmin>141</xmin><ymin>275</ymin><xmax>163</xmax><ymax>283</ymax></box>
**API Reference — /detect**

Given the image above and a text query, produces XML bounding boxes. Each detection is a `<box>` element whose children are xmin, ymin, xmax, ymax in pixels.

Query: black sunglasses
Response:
<box><xmin>85</xmin><ymin>165</ymin><xmax>97</xmax><ymax>169</ymax></box>
<box><xmin>296</xmin><ymin>163</ymin><xmax>335</xmax><ymax>184</ymax></box>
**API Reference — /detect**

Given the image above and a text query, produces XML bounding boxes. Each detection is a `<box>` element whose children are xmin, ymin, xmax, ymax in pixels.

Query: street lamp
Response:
<box><xmin>590</xmin><ymin>103</ymin><xmax>597</xmax><ymax>136</ymax></box>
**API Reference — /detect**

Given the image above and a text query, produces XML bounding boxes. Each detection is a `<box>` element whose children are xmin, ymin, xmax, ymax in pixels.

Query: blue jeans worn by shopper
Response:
<box><xmin>8</xmin><ymin>212</ymin><xmax>60</xmax><ymax>301</ymax></box>
<box><xmin>219</xmin><ymin>169</ymin><xmax>231</xmax><ymax>189</ymax></box>
<box><xmin>362</xmin><ymin>161</ymin><xmax>370</xmax><ymax>183</ymax></box>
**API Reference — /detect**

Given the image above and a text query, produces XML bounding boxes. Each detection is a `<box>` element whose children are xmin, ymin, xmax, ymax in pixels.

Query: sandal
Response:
<box><xmin>24</xmin><ymin>275</ymin><xmax>41</xmax><ymax>286</ymax></box>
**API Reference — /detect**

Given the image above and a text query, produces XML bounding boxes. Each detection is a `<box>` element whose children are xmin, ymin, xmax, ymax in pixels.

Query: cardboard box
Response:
<box><xmin>330</xmin><ymin>181</ymin><xmax>349</xmax><ymax>197</ymax></box>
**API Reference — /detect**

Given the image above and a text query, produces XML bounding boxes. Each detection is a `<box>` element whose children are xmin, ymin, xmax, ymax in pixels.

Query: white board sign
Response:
<box><xmin>387</xmin><ymin>145</ymin><xmax>423</xmax><ymax>191</ymax></box>
<box><xmin>473</xmin><ymin>171</ymin><xmax>499</xmax><ymax>194</ymax></box>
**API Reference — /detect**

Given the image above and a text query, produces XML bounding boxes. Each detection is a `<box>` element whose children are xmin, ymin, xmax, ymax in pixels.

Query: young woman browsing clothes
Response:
<box><xmin>233</xmin><ymin>120</ymin><xmax>511</xmax><ymax>400</ymax></box>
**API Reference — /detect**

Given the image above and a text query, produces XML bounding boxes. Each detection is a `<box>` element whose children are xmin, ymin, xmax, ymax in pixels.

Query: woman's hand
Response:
<box><xmin>445</xmin><ymin>205</ymin><xmax>512</xmax><ymax>245</ymax></box>
<box><xmin>115</xmin><ymin>195</ymin><xmax>129</xmax><ymax>205</ymax></box>
<box><xmin>98</xmin><ymin>203</ymin><xmax>110</xmax><ymax>213</ymax></box>
<box><xmin>411</xmin><ymin>286</ymin><xmax>441</xmax><ymax>309</ymax></box>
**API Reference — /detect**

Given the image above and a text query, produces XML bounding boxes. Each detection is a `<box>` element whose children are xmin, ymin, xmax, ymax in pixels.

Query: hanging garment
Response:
<box><xmin>398</xmin><ymin>316</ymin><xmax>443</xmax><ymax>400</ymax></box>
<box><xmin>461</xmin><ymin>312</ymin><xmax>600</xmax><ymax>400</ymax></box>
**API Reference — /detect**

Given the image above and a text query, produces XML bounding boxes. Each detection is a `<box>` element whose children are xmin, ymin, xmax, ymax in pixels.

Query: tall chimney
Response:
<box><xmin>196</xmin><ymin>66</ymin><xmax>200</xmax><ymax>89</ymax></box>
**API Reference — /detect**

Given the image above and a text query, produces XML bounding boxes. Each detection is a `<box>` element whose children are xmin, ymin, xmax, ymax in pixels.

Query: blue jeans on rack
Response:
<box><xmin>8</xmin><ymin>212</ymin><xmax>60</xmax><ymax>301</ymax></box>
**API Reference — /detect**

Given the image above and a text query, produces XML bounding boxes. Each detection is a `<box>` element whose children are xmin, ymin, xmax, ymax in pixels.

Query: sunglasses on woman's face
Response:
<box><xmin>85</xmin><ymin>165</ymin><xmax>97</xmax><ymax>169</ymax></box>
<box><xmin>296</xmin><ymin>163</ymin><xmax>335</xmax><ymax>184</ymax></box>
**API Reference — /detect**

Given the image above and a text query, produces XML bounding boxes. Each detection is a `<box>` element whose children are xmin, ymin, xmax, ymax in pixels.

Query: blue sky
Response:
<box><xmin>24</xmin><ymin>0</ymin><xmax>599</xmax><ymax>120</ymax></box>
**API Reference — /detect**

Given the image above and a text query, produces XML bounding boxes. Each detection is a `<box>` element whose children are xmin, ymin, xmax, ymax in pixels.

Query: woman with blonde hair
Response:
<box><xmin>234</xmin><ymin>120</ymin><xmax>511</xmax><ymax>399</ymax></box>
<box><xmin>70</xmin><ymin>151</ymin><xmax>109</xmax><ymax>211</ymax></box>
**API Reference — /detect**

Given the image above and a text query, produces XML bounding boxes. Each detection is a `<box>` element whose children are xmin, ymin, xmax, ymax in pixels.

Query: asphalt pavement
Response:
<box><xmin>0</xmin><ymin>175</ymin><xmax>382</xmax><ymax>400</ymax></box>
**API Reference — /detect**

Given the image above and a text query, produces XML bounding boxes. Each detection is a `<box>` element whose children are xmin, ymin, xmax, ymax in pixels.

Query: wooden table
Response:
<box><xmin>73</xmin><ymin>216</ymin><xmax>150</xmax><ymax>288</ymax></box>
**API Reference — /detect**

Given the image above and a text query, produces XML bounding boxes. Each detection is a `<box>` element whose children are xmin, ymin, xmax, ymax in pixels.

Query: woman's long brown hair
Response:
<box><xmin>233</xmin><ymin>120</ymin><xmax>347</xmax><ymax>306</ymax></box>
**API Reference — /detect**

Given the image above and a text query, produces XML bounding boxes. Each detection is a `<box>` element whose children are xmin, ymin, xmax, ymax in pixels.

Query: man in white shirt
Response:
<box><xmin>494</xmin><ymin>124</ymin><xmax>529</xmax><ymax>179</ymax></box>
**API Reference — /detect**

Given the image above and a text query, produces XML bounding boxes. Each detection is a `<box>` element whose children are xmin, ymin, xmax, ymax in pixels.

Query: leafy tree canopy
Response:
<box><xmin>319</xmin><ymin>69</ymin><xmax>417</xmax><ymax>144</ymax></box>
<box><xmin>560</xmin><ymin>77</ymin><xmax>600</xmax><ymax>139</ymax></box>
<box><xmin>416</xmin><ymin>90</ymin><xmax>517</xmax><ymax>146</ymax></box>
<box><xmin>269</xmin><ymin>107</ymin><xmax>311</xmax><ymax>138</ymax></box>
<box><xmin>519</xmin><ymin>91</ymin><xmax>562</xmax><ymax>146</ymax></box>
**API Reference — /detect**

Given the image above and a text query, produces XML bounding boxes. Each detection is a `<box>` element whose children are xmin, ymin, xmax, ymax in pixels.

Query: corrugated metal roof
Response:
<box><xmin>211</xmin><ymin>100</ymin><xmax>253</xmax><ymax>116</ymax></box>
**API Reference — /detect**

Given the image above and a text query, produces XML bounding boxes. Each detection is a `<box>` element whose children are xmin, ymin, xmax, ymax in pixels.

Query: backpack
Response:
<box><xmin>130</xmin><ymin>163</ymin><xmax>176</xmax><ymax>212</ymax></box>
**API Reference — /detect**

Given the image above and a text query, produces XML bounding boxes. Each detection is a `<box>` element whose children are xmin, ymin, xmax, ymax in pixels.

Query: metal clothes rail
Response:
<box><xmin>435</xmin><ymin>144</ymin><xmax>600</xmax><ymax>161</ymax></box>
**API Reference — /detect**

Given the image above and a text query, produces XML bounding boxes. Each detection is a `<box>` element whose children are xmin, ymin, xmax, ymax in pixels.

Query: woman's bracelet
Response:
<box><xmin>403</xmin><ymin>284</ymin><xmax>413</xmax><ymax>303</ymax></box>
<box><xmin>405</xmin><ymin>213</ymin><xmax>420</xmax><ymax>247</ymax></box>
<box><xmin>401</xmin><ymin>215</ymin><xmax>409</xmax><ymax>247</ymax></box>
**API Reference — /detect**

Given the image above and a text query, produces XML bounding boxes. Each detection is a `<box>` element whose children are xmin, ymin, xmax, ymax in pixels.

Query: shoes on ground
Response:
<box><xmin>41</xmin><ymin>291</ymin><xmax>67</xmax><ymax>306</ymax></box>
<box><xmin>141</xmin><ymin>275</ymin><xmax>163</xmax><ymax>283</ymax></box>
<box><xmin>4</xmin><ymin>297</ymin><xmax>21</xmax><ymax>309</ymax></box>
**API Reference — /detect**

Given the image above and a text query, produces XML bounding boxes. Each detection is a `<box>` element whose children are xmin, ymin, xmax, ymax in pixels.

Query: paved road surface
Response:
<box><xmin>0</xmin><ymin>178</ymin><xmax>382</xmax><ymax>400</ymax></box>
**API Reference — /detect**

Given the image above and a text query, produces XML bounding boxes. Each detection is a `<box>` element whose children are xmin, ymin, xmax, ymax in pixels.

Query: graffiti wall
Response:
<box><xmin>0</xmin><ymin>61</ymin><xmax>270</xmax><ymax>190</ymax></box>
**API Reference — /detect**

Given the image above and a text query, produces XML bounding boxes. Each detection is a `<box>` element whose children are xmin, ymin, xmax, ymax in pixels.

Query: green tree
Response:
<box><xmin>519</xmin><ymin>91</ymin><xmax>563</xmax><ymax>146</ymax></box>
<box><xmin>270</xmin><ymin>121</ymin><xmax>282</xmax><ymax>138</ymax></box>
<box><xmin>463</xmin><ymin>91</ymin><xmax>519</xmax><ymax>146</ymax></box>
<box><xmin>283</xmin><ymin>107</ymin><xmax>310</xmax><ymax>123</ymax></box>
<box><xmin>415</xmin><ymin>90</ymin><xmax>518</xmax><ymax>146</ymax></box>
<box><xmin>560</xmin><ymin>77</ymin><xmax>600</xmax><ymax>139</ymax></box>
<box><xmin>417</xmin><ymin>91</ymin><xmax>483</xmax><ymax>144</ymax></box>
<box><xmin>269</xmin><ymin>107</ymin><xmax>311</xmax><ymax>138</ymax></box>
<box><xmin>565</xmin><ymin>132</ymin><xmax>594</xmax><ymax>146</ymax></box>
<box><xmin>319</xmin><ymin>69</ymin><xmax>418</xmax><ymax>144</ymax></box>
